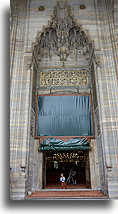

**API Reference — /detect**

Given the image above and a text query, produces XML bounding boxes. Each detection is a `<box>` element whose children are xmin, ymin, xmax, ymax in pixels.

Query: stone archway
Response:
<box><xmin>30</xmin><ymin>0</ymin><xmax>101</xmax><ymax>192</ymax></box>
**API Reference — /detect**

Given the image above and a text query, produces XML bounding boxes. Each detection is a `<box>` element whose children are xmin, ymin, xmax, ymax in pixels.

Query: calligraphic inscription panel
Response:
<box><xmin>40</xmin><ymin>70</ymin><xmax>88</xmax><ymax>87</ymax></box>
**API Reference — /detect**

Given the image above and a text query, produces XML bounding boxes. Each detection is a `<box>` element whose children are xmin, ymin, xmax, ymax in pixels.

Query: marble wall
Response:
<box><xmin>10</xmin><ymin>0</ymin><xmax>118</xmax><ymax>199</ymax></box>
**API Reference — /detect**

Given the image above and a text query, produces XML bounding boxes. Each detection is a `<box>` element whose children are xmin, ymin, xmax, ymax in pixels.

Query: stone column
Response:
<box><xmin>85</xmin><ymin>153</ymin><xmax>91</xmax><ymax>188</ymax></box>
<box><xmin>10</xmin><ymin>0</ymin><xmax>33</xmax><ymax>200</ymax></box>
<box><xmin>32</xmin><ymin>140</ymin><xmax>43</xmax><ymax>191</ymax></box>
<box><xmin>89</xmin><ymin>139</ymin><xmax>100</xmax><ymax>190</ymax></box>
<box><xmin>113</xmin><ymin>0</ymin><xmax>118</xmax><ymax>120</ymax></box>
<box><xmin>94</xmin><ymin>0</ymin><xmax>118</xmax><ymax>198</ymax></box>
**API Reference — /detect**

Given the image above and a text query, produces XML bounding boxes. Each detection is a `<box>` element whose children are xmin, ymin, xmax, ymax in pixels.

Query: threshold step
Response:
<box><xmin>26</xmin><ymin>190</ymin><xmax>107</xmax><ymax>199</ymax></box>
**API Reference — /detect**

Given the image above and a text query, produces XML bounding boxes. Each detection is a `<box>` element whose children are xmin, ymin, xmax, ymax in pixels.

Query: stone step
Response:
<box><xmin>26</xmin><ymin>190</ymin><xmax>108</xmax><ymax>199</ymax></box>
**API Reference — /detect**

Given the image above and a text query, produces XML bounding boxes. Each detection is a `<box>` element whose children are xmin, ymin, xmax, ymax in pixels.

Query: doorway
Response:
<box><xmin>43</xmin><ymin>151</ymin><xmax>91</xmax><ymax>189</ymax></box>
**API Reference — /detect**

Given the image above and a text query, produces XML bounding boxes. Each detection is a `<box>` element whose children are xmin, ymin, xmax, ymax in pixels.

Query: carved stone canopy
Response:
<box><xmin>34</xmin><ymin>0</ymin><xmax>92</xmax><ymax>63</ymax></box>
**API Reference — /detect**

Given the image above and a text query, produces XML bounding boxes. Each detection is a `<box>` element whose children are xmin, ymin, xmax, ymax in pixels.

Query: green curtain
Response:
<box><xmin>40</xmin><ymin>138</ymin><xmax>90</xmax><ymax>151</ymax></box>
<box><xmin>37</xmin><ymin>95</ymin><xmax>93</xmax><ymax>136</ymax></box>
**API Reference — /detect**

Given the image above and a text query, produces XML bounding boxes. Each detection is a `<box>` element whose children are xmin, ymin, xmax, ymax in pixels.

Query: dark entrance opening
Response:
<box><xmin>44</xmin><ymin>151</ymin><xmax>90</xmax><ymax>189</ymax></box>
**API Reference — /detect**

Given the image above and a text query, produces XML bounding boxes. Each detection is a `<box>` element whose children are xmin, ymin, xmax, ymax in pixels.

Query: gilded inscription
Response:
<box><xmin>40</xmin><ymin>70</ymin><xmax>88</xmax><ymax>87</ymax></box>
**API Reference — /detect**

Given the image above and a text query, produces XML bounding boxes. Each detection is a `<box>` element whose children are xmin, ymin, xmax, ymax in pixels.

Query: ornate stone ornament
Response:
<box><xmin>80</xmin><ymin>4</ymin><xmax>86</xmax><ymax>10</ymax></box>
<box><xmin>38</xmin><ymin>6</ymin><xmax>45</xmax><ymax>11</ymax></box>
<box><xmin>39</xmin><ymin>69</ymin><xmax>88</xmax><ymax>87</ymax></box>
<box><xmin>34</xmin><ymin>0</ymin><xmax>92</xmax><ymax>63</ymax></box>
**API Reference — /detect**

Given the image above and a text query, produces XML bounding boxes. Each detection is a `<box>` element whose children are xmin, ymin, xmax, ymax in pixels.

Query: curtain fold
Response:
<box><xmin>37</xmin><ymin>95</ymin><xmax>93</xmax><ymax>136</ymax></box>
<box><xmin>40</xmin><ymin>138</ymin><xmax>90</xmax><ymax>151</ymax></box>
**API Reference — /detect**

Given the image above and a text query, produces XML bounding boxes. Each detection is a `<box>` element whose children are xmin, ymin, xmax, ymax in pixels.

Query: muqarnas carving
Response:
<box><xmin>34</xmin><ymin>0</ymin><xmax>92</xmax><ymax>63</ymax></box>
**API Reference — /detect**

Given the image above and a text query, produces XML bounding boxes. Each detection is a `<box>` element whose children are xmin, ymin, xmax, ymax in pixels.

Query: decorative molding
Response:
<box><xmin>95</xmin><ymin>107</ymin><xmax>100</xmax><ymax>136</ymax></box>
<box><xmin>30</xmin><ymin>108</ymin><xmax>35</xmax><ymax>137</ymax></box>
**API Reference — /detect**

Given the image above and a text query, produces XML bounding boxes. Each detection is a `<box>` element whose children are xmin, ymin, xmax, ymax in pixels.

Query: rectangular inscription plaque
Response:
<box><xmin>40</xmin><ymin>70</ymin><xmax>88</xmax><ymax>87</ymax></box>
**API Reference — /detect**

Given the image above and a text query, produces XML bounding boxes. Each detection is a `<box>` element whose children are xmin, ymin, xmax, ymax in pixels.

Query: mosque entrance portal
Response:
<box><xmin>43</xmin><ymin>151</ymin><xmax>91</xmax><ymax>189</ymax></box>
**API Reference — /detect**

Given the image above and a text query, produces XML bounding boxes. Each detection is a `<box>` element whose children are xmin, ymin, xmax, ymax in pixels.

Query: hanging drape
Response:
<box><xmin>40</xmin><ymin>138</ymin><xmax>90</xmax><ymax>151</ymax></box>
<box><xmin>37</xmin><ymin>95</ymin><xmax>93</xmax><ymax>136</ymax></box>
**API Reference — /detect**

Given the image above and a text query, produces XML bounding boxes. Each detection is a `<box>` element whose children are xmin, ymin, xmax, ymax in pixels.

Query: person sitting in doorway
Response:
<box><xmin>60</xmin><ymin>173</ymin><xmax>67</xmax><ymax>189</ymax></box>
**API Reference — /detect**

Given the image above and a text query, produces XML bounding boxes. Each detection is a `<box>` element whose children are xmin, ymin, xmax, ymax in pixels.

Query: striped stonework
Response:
<box><xmin>10</xmin><ymin>0</ymin><xmax>118</xmax><ymax>199</ymax></box>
